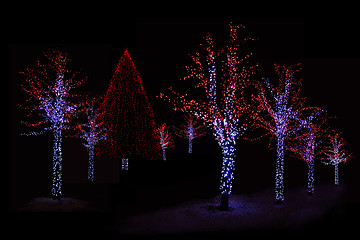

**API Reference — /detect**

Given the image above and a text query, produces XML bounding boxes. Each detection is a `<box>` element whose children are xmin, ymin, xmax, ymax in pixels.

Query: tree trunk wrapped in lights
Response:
<box><xmin>159</xmin><ymin>23</ymin><xmax>258</xmax><ymax>210</ymax></box>
<box><xmin>251</xmin><ymin>63</ymin><xmax>305</xmax><ymax>204</ymax></box>
<box><xmin>19</xmin><ymin>49</ymin><xmax>86</xmax><ymax>199</ymax></box>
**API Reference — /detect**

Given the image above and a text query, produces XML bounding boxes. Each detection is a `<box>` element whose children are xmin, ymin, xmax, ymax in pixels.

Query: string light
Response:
<box><xmin>159</xmin><ymin>23</ymin><xmax>257</xmax><ymax>209</ymax></box>
<box><xmin>19</xmin><ymin>49</ymin><xmax>86</xmax><ymax>199</ymax></box>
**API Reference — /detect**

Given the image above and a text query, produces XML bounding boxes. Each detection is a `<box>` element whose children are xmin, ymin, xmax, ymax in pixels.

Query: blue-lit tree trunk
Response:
<box><xmin>334</xmin><ymin>164</ymin><xmax>339</xmax><ymax>186</ymax></box>
<box><xmin>307</xmin><ymin>159</ymin><xmax>315</xmax><ymax>195</ymax></box>
<box><xmin>220</xmin><ymin>142</ymin><xmax>235</xmax><ymax>210</ymax></box>
<box><xmin>88</xmin><ymin>145</ymin><xmax>95</xmax><ymax>181</ymax></box>
<box><xmin>305</xmin><ymin>128</ymin><xmax>316</xmax><ymax>195</ymax></box>
<box><xmin>275</xmin><ymin>136</ymin><xmax>285</xmax><ymax>203</ymax></box>
<box><xmin>162</xmin><ymin>148</ymin><xmax>167</xmax><ymax>161</ymax></box>
<box><xmin>188</xmin><ymin>138</ymin><xmax>193</xmax><ymax>154</ymax></box>
<box><xmin>52</xmin><ymin>129</ymin><xmax>63</xmax><ymax>199</ymax></box>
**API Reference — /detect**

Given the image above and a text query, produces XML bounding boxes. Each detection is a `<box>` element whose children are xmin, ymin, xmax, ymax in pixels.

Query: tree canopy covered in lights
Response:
<box><xmin>19</xmin><ymin>48</ymin><xmax>86</xmax><ymax>199</ymax></box>
<box><xmin>97</xmin><ymin>49</ymin><xmax>161</xmax><ymax>161</ymax></box>
<box><xmin>159</xmin><ymin>23</ymin><xmax>258</xmax><ymax>210</ymax></box>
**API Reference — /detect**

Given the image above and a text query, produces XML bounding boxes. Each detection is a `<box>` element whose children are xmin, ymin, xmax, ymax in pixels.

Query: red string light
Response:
<box><xmin>97</xmin><ymin>49</ymin><xmax>161</xmax><ymax>161</ymax></box>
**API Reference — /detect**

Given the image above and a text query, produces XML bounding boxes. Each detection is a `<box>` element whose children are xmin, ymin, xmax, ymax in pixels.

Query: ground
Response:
<box><xmin>10</xmin><ymin>182</ymin><xmax>356</xmax><ymax>238</ymax></box>
<box><xmin>17</xmin><ymin>197</ymin><xmax>101</xmax><ymax>212</ymax></box>
<box><xmin>113</xmin><ymin>184</ymin><xmax>346</xmax><ymax>235</ymax></box>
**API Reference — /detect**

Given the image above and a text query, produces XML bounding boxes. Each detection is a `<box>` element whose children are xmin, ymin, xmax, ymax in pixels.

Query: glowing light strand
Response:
<box><xmin>19</xmin><ymin>49</ymin><xmax>86</xmax><ymax>199</ymax></box>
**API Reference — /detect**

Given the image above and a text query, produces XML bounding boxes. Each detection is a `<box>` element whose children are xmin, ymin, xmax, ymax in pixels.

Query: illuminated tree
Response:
<box><xmin>77</xmin><ymin>97</ymin><xmax>108</xmax><ymax>181</ymax></box>
<box><xmin>174</xmin><ymin>113</ymin><xmax>207</xmax><ymax>153</ymax></box>
<box><xmin>158</xmin><ymin>123</ymin><xmax>174</xmax><ymax>161</ymax></box>
<box><xmin>97</xmin><ymin>49</ymin><xmax>161</xmax><ymax>161</ymax></box>
<box><xmin>251</xmin><ymin>63</ymin><xmax>304</xmax><ymax>203</ymax></box>
<box><xmin>288</xmin><ymin>108</ymin><xmax>326</xmax><ymax>195</ymax></box>
<box><xmin>159</xmin><ymin>23</ymin><xmax>257</xmax><ymax>210</ymax></box>
<box><xmin>321</xmin><ymin>131</ymin><xmax>352</xmax><ymax>186</ymax></box>
<box><xmin>19</xmin><ymin>49</ymin><xmax>86</xmax><ymax>199</ymax></box>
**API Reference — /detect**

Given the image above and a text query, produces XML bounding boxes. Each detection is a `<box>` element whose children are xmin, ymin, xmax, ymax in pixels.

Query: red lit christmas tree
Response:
<box><xmin>97</xmin><ymin>49</ymin><xmax>161</xmax><ymax>161</ymax></box>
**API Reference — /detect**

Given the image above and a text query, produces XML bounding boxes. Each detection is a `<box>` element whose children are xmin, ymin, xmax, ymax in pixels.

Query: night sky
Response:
<box><xmin>7</xmin><ymin>18</ymin><xmax>360</xmax><ymax>234</ymax></box>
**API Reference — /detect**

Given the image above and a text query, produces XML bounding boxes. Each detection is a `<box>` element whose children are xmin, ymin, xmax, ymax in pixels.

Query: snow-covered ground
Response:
<box><xmin>115</xmin><ymin>184</ymin><xmax>345</xmax><ymax>234</ymax></box>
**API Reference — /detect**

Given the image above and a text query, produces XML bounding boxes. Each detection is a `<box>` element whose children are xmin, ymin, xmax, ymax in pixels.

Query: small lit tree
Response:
<box><xmin>174</xmin><ymin>113</ymin><xmax>207</xmax><ymax>154</ymax></box>
<box><xmin>77</xmin><ymin>97</ymin><xmax>108</xmax><ymax>181</ymax></box>
<box><xmin>19</xmin><ymin>49</ymin><xmax>86</xmax><ymax>199</ymax></box>
<box><xmin>321</xmin><ymin>131</ymin><xmax>352</xmax><ymax>186</ymax></box>
<box><xmin>158</xmin><ymin>123</ymin><xmax>174</xmax><ymax>161</ymax></box>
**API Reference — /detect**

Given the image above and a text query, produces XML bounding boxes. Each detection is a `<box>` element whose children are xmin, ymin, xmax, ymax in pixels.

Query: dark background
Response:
<box><xmin>7</xmin><ymin>17</ymin><xmax>360</xmax><ymax>235</ymax></box>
